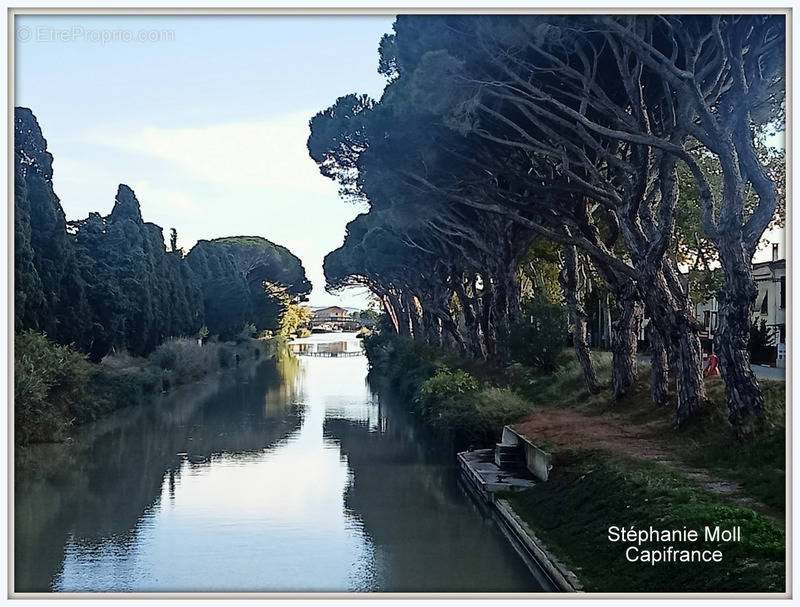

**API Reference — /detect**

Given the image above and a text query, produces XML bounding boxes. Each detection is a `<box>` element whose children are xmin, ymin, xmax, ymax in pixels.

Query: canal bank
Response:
<box><xmin>14</xmin><ymin>332</ymin><xmax>543</xmax><ymax>593</ymax></box>
<box><xmin>362</xmin><ymin>333</ymin><xmax>786</xmax><ymax>593</ymax></box>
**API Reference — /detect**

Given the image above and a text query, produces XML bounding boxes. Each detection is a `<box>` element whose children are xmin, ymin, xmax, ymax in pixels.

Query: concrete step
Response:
<box><xmin>494</xmin><ymin>442</ymin><xmax>524</xmax><ymax>469</ymax></box>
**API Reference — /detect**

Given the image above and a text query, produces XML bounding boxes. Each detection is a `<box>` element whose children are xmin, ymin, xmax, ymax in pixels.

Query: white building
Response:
<box><xmin>695</xmin><ymin>240</ymin><xmax>786</xmax><ymax>363</ymax></box>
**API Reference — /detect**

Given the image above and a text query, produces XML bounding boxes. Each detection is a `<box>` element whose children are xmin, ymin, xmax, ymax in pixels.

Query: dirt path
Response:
<box><xmin>514</xmin><ymin>408</ymin><xmax>782</xmax><ymax>520</ymax></box>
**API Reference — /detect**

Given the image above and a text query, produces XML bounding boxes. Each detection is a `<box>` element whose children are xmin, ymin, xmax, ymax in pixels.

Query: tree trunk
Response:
<box><xmin>559</xmin><ymin>244</ymin><xmax>597</xmax><ymax>393</ymax></box>
<box><xmin>480</xmin><ymin>286</ymin><xmax>497</xmax><ymax>360</ymax></box>
<box><xmin>388</xmin><ymin>292</ymin><xmax>410</xmax><ymax>337</ymax></box>
<box><xmin>610</xmin><ymin>291</ymin><xmax>642</xmax><ymax>400</ymax></box>
<box><xmin>590</xmin><ymin>258</ymin><xmax>641</xmax><ymax>400</ymax></box>
<box><xmin>641</xmin><ymin>268</ymin><xmax>706</xmax><ymax>426</ymax></box>
<box><xmin>647</xmin><ymin>320</ymin><xmax>669</xmax><ymax>406</ymax></box>
<box><xmin>454</xmin><ymin>281</ymin><xmax>484</xmax><ymax>359</ymax></box>
<box><xmin>381</xmin><ymin>294</ymin><xmax>400</xmax><ymax>335</ymax></box>
<box><xmin>421</xmin><ymin>307</ymin><xmax>441</xmax><ymax>347</ymax></box>
<box><xmin>404</xmin><ymin>293</ymin><xmax>422</xmax><ymax>340</ymax></box>
<box><xmin>672</xmin><ymin>327</ymin><xmax>705</xmax><ymax>426</ymax></box>
<box><xmin>715</xmin><ymin>254</ymin><xmax>765</xmax><ymax>437</ymax></box>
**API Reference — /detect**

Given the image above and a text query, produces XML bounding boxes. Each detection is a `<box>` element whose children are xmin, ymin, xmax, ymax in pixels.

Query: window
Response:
<box><xmin>780</xmin><ymin>276</ymin><xmax>785</xmax><ymax>309</ymax></box>
<box><xmin>703</xmin><ymin>310</ymin><xmax>710</xmax><ymax>328</ymax></box>
<box><xmin>772</xmin><ymin>243</ymin><xmax>779</xmax><ymax>261</ymax></box>
<box><xmin>760</xmin><ymin>292</ymin><xmax>769</xmax><ymax>315</ymax></box>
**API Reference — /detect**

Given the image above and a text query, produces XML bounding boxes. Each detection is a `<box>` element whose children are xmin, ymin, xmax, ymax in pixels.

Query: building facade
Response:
<box><xmin>695</xmin><ymin>257</ymin><xmax>786</xmax><ymax>364</ymax></box>
<box><xmin>312</xmin><ymin>306</ymin><xmax>351</xmax><ymax>322</ymax></box>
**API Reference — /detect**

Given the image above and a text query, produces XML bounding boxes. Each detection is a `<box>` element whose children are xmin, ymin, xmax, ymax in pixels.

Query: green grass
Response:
<box><xmin>678</xmin><ymin>378</ymin><xmax>786</xmax><ymax>511</ymax></box>
<box><xmin>508</xmin><ymin>348</ymin><xmax>786</xmax><ymax>513</ymax></box>
<box><xmin>505</xmin><ymin>450</ymin><xmax>785</xmax><ymax>593</ymax></box>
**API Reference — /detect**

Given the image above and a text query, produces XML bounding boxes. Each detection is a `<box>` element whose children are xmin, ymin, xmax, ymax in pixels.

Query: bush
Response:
<box><xmin>364</xmin><ymin>332</ymin><xmax>441</xmax><ymax>398</ymax></box>
<box><xmin>438</xmin><ymin>387</ymin><xmax>533</xmax><ymax>444</ymax></box>
<box><xmin>502</xmin><ymin>297</ymin><xmax>568</xmax><ymax>371</ymax></box>
<box><xmin>16</xmin><ymin>331</ymin><xmax>282</xmax><ymax>445</ymax></box>
<box><xmin>14</xmin><ymin>331</ymin><xmax>94</xmax><ymax>445</ymax></box>
<box><xmin>417</xmin><ymin>367</ymin><xmax>479</xmax><ymax>415</ymax></box>
<box><xmin>154</xmin><ymin>342</ymin><xmax>179</xmax><ymax>370</ymax></box>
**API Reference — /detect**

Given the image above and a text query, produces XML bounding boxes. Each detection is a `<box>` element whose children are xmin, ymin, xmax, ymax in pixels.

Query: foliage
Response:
<box><xmin>14</xmin><ymin>330</ymin><xmax>93</xmax><ymax>445</ymax></box>
<box><xmin>517</xmin><ymin>238</ymin><xmax>564</xmax><ymax>305</ymax></box>
<box><xmin>417</xmin><ymin>367</ymin><xmax>479</xmax><ymax>413</ymax></box>
<box><xmin>366</xmin><ymin>333</ymin><xmax>533</xmax><ymax>445</ymax></box>
<box><xmin>16</xmin><ymin>330</ymin><xmax>281</xmax><ymax>445</ymax></box>
<box><xmin>14</xmin><ymin>107</ymin><xmax>311</xmax><ymax>361</ymax></box>
<box><xmin>501</xmin><ymin>297</ymin><xmax>568</xmax><ymax>371</ymax></box>
<box><xmin>309</xmin><ymin>14</ymin><xmax>785</xmax><ymax>433</ymax></box>
<box><xmin>280</xmin><ymin>303</ymin><xmax>312</xmax><ymax>337</ymax></box>
<box><xmin>749</xmin><ymin>319</ymin><xmax>777</xmax><ymax>365</ymax></box>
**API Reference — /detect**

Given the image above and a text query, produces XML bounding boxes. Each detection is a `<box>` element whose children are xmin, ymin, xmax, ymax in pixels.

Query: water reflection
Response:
<box><xmin>15</xmin><ymin>334</ymin><xmax>539</xmax><ymax>593</ymax></box>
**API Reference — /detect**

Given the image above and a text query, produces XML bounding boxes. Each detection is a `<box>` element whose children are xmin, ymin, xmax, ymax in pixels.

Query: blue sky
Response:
<box><xmin>15</xmin><ymin>14</ymin><xmax>395</xmax><ymax>308</ymax></box>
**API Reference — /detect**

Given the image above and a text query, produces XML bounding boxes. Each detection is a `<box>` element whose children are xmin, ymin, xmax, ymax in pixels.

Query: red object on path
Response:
<box><xmin>703</xmin><ymin>354</ymin><xmax>720</xmax><ymax>378</ymax></box>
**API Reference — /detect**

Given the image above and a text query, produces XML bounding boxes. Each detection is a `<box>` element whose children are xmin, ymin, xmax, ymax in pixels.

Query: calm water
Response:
<box><xmin>15</xmin><ymin>333</ymin><xmax>539</xmax><ymax>593</ymax></box>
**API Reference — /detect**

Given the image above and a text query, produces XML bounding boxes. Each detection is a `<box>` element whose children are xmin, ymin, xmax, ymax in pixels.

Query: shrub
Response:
<box><xmin>502</xmin><ymin>297</ymin><xmax>568</xmax><ymax>371</ymax></box>
<box><xmin>417</xmin><ymin>367</ymin><xmax>479</xmax><ymax>415</ymax></box>
<box><xmin>365</xmin><ymin>333</ymin><xmax>441</xmax><ymax>398</ymax></box>
<box><xmin>439</xmin><ymin>386</ymin><xmax>533</xmax><ymax>444</ymax></box>
<box><xmin>14</xmin><ymin>331</ymin><xmax>93</xmax><ymax>445</ymax></box>
<box><xmin>154</xmin><ymin>342</ymin><xmax>179</xmax><ymax>370</ymax></box>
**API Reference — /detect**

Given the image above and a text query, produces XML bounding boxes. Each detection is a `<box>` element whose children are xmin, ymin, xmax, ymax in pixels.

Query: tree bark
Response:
<box><xmin>388</xmin><ymin>291</ymin><xmax>410</xmax><ymax>337</ymax></box>
<box><xmin>611</xmin><ymin>290</ymin><xmax>642</xmax><ymax>400</ymax></box>
<box><xmin>591</xmin><ymin>258</ymin><xmax>641</xmax><ymax>400</ymax></box>
<box><xmin>647</xmin><ymin>320</ymin><xmax>669</xmax><ymax>406</ymax></box>
<box><xmin>404</xmin><ymin>292</ymin><xmax>422</xmax><ymax>340</ymax></box>
<box><xmin>641</xmin><ymin>266</ymin><xmax>706</xmax><ymax>426</ymax></box>
<box><xmin>421</xmin><ymin>307</ymin><xmax>442</xmax><ymax>347</ymax></box>
<box><xmin>715</xmin><ymin>254</ymin><xmax>765</xmax><ymax>437</ymax></box>
<box><xmin>480</xmin><ymin>284</ymin><xmax>497</xmax><ymax>360</ymax></box>
<box><xmin>454</xmin><ymin>281</ymin><xmax>484</xmax><ymax>359</ymax></box>
<box><xmin>559</xmin><ymin>244</ymin><xmax>597</xmax><ymax>393</ymax></box>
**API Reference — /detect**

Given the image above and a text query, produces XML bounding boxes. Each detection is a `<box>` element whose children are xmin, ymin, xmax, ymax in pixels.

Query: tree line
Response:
<box><xmin>307</xmin><ymin>15</ymin><xmax>785</xmax><ymax>437</ymax></box>
<box><xmin>15</xmin><ymin>107</ymin><xmax>311</xmax><ymax>361</ymax></box>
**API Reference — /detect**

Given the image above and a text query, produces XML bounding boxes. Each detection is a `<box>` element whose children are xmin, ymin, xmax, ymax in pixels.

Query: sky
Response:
<box><xmin>15</xmin><ymin>14</ymin><xmax>396</xmax><ymax>308</ymax></box>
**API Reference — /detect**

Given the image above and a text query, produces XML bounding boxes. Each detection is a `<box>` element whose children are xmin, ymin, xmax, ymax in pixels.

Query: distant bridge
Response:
<box><xmin>295</xmin><ymin>350</ymin><xmax>364</xmax><ymax>358</ymax></box>
<box><xmin>310</xmin><ymin>317</ymin><xmax>361</xmax><ymax>330</ymax></box>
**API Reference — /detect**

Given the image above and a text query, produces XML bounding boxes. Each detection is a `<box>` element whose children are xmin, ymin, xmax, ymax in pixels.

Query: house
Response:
<box><xmin>695</xmin><ymin>254</ymin><xmax>786</xmax><ymax>365</ymax></box>
<box><xmin>753</xmin><ymin>258</ymin><xmax>786</xmax><ymax>344</ymax></box>
<box><xmin>312</xmin><ymin>306</ymin><xmax>351</xmax><ymax>322</ymax></box>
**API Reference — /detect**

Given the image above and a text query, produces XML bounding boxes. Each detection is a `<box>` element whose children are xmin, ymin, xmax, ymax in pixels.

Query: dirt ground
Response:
<box><xmin>514</xmin><ymin>407</ymin><xmax>781</xmax><ymax>520</ymax></box>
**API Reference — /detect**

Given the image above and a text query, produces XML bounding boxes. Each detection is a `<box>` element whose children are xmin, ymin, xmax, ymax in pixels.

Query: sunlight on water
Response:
<box><xmin>17</xmin><ymin>334</ymin><xmax>539</xmax><ymax>593</ymax></box>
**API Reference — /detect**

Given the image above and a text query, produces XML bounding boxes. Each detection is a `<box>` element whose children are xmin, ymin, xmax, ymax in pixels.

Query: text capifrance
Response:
<box><xmin>608</xmin><ymin>526</ymin><xmax>741</xmax><ymax>565</ymax></box>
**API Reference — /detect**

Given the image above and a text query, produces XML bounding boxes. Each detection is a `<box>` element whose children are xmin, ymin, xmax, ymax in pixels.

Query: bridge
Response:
<box><xmin>294</xmin><ymin>350</ymin><xmax>364</xmax><ymax>358</ymax></box>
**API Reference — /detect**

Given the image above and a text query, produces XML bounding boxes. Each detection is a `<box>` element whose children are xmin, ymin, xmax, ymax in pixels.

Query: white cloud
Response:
<box><xmin>84</xmin><ymin>111</ymin><xmax>338</xmax><ymax>196</ymax></box>
<box><xmin>132</xmin><ymin>181</ymin><xmax>199</xmax><ymax>214</ymax></box>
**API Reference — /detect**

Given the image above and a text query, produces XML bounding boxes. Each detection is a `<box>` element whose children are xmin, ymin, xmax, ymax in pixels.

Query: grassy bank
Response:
<box><xmin>509</xmin><ymin>352</ymin><xmax>786</xmax><ymax>512</ymax></box>
<box><xmin>14</xmin><ymin>330</ymin><xmax>281</xmax><ymax>446</ymax></box>
<box><xmin>364</xmin><ymin>332</ymin><xmax>786</xmax><ymax>592</ymax></box>
<box><xmin>503</xmin><ymin>450</ymin><xmax>785</xmax><ymax>592</ymax></box>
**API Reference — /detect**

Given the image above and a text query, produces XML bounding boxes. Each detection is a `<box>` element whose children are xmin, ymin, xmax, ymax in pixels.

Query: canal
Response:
<box><xmin>14</xmin><ymin>333</ymin><xmax>541</xmax><ymax>593</ymax></box>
